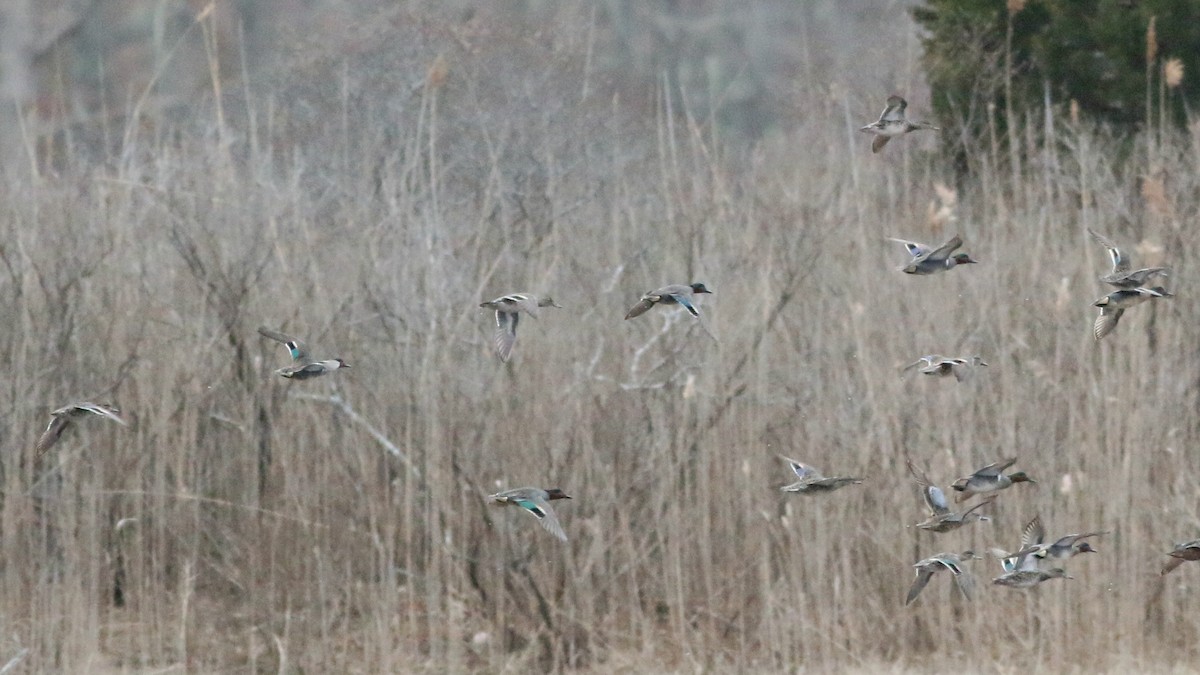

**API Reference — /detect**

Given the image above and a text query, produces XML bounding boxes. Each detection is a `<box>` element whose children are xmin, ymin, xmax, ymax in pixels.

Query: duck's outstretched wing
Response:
<box><xmin>888</xmin><ymin>238</ymin><xmax>931</xmax><ymax>258</ymax></box>
<box><xmin>258</xmin><ymin>327</ymin><xmax>310</xmax><ymax>362</ymax></box>
<box><xmin>974</xmin><ymin>457</ymin><xmax>1018</xmax><ymax>478</ymax></box>
<box><xmin>952</xmin><ymin>569</ymin><xmax>976</xmax><ymax>600</ymax></box>
<box><xmin>1094</xmin><ymin>307</ymin><xmax>1123</xmax><ymax>340</ymax></box>
<box><xmin>624</xmin><ymin>296</ymin><xmax>655</xmax><ymax>320</ymax></box>
<box><xmin>926</xmin><ymin>235</ymin><xmax>964</xmax><ymax>261</ymax></box>
<box><xmin>493</xmin><ymin>311</ymin><xmax>519</xmax><ymax>362</ymax></box>
<box><xmin>1087</xmin><ymin>229</ymin><xmax>1130</xmax><ymax>274</ymax></box>
<box><xmin>907</xmin><ymin>458</ymin><xmax>950</xmax><ymax>516</ymax></box>
<box><xmin>879</xmin><ymin>95</ymin><xmax>907</xmax><ymax>123</ymax></box>
<box><xmin>515</xmin><ymin>497</ymin><xmax>568</xmax><ymax>542</ymax></box>
<box><xmin>35</xmin><ymin>415</ymin><xmax>71</xmax><ymax>457</ymax></box>
<box><xmin>670</xmin><ymin>293</ymin><xmax>700</xmax><ymax>318</ymax></box>
<box><xmin>781</xmin><ymin>456</ymin><xmax>822</xmax><ymax>480</ymax></box>
<box><xmin>905</xmin><ymin>567</ymin><xmax>934</xmax><ymax>606</ymax></box>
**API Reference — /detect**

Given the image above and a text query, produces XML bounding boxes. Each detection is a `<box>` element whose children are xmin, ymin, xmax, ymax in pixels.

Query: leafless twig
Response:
<box><xmin>290</xmin><ymin>392</ymin><xmax>420</xmax><ymax>478</ymax></box>
<box><xmin>0</xmin><ymin>648</ymin><xmax>27</xmax><ymax>675</ymax></box>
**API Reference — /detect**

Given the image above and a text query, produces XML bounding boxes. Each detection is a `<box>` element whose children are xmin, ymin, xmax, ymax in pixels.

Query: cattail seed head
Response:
<box><xmin>1146</xmin><ymin>17</ymin><xmax>1158</xmax><ymax>66</ymax></box>
<box><xmin>1165</xmin><ymin>57</ymin><xmax>1184</xmax><ymax>88</ymax></box>
<box><xmin>426</xmin><ymin>54</ymin><xmax>449</xmax><ymax>89</ymax></box>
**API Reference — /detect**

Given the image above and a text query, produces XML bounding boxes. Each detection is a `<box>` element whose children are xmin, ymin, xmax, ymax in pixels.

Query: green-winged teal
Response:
<box><xmin>489</xmin><ymin>487</ymin><xmax>571</xmax><ymax>542</ymax></box>
<box><xmin>1162</xmin><ymin>540</ymin><xmax>1200</xmax><ymax>575</ymax></box>
<box><xmin>907</xmin><ymin>458</ymin><xmax>992</xmax><ymax>532</ymax></box>
<box><xmin>903</xmin><ymin>355</ymin><xmax>988</xmax><ymax>381</ymax></box>
<box><xmin>906</xmin><ymin>550</ymin><xmax>977</xmax><ymax>605</ymax></box>
<box><xmin>779</xmin><ymin>456</ymin><xmax>863</xmax><ymax>495</ymax></box>
<box><xmin>479</xmin><ymin>293</ymin><xmax>561</xmax><ymax>362</ymax></box>
<box><xmin>625</xmin><ymin>283</ymin><xmax>712</xmax><ymax>320</ymax></box>
<box><xmin>1093</xmin><ymin>286</ymin><xmax>1173</xmax><ymax>340</ymax></box>
<box><xmin>860</xmin><ymin>95</ymin><xmax>939</xmax><ymax>153</ymax></box>
<box><xmin>950</xmin><ymin>457</ymin><xmax>1035</xmax><ymax>503</ymax></box>
<box><xmin>992</xmin><ymin>567</ymin><xmax>1071</xmax><ymax>589</ymax></box>
<box><xmin>258</xmin><ymin>327</ymin><xmax>350</xmax><ymax>380</ymax></box>
<box><xmin>35</xmin><ymin>402</ymin><xmax>129</xmax><ymax>458</ymax></box>
<box><xmin>1023</xmin><ymin>521</ymin><xmax>1106</xmax><ymax>562</ymax></box>
<box><xmin>1087</xmin><ymin>229</ymin><xmax>1170</xmax><ymax>289</ymax></box>
<box><xmin>916</xmin><ymin>499</ymin><xmax>994</xmax><ymax>533</ymax></box>
<box><xmin>888</xmin><ymin>235</ymin><xmax>976</xmax><ymax>275</ymax></box>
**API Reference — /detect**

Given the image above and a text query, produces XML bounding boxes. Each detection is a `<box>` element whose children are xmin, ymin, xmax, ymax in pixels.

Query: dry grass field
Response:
<box><xmin>1</xmin><ymin>1</ymin><xmax>1199</xmax><ymax>672</ymax></box>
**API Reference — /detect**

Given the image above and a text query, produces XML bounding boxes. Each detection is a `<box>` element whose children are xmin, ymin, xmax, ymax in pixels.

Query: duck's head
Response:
<box><xmin>335</xmin><ymin>358</ymin><xmax>351</xmax><ymax>369</ymax></box>
<box><xmin>913</xmin><ymin>120</ymin><xmax>940</xmax><ymax>131</ymax></box>
<box><xmin>539</xmin><ymin>296</ymin><xmax>562</xmax><ymax>308</ymax></box>
<box><xmin>1076</xmin><ymin>542</ymin><xmax>1098</xmax><ymax>554</ymax></box>
<box><xmin>544</xmin><ymin>488</ymin><xmax>571</xmax><ymax>500</ymax></box>
<box><xmin>690</xmin><ymin>283</ymin><xmax>713</xmax><ymax>294</ymax></box>
<box><xmin>1007</xmin><ymin>471</ymin><xmax>1035</xmax><ymax>484</ymax></box>
<box><xmin>1094</xmin><ymin>295</ymin><xmax>1112</xmax><ymax>307</ymax></box>
<box><xmin>1049</xmin><ymin>568</ymin><xmax>1072</xmax><ymax>579</ymax></box>
<box><xmin>952</xmin><ymin>253</ymin><xmax>977</xmax><ymax>265</ymax></box>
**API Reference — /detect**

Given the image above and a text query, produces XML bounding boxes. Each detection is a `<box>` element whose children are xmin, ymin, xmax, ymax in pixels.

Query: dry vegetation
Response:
<box><xmin>1</xmin><ymin>2</ymin><xmax>1199</xmax><ymax>673</ymax></box>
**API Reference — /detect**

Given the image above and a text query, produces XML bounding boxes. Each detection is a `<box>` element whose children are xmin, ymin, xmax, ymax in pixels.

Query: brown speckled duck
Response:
<box><xmin>860</xmin><ymin>95</ymin><xmax>939</xmax><ymax>153</ymax></box>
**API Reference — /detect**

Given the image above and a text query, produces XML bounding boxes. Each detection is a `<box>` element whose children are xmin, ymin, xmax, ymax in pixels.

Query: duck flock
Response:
<box><xmin>475</xmin><ymin>97</ymin><xmax>1195</xmax><ymax>602</ymax></box>
<box><xmin>33</xmin><ymin>96</ymin><xmax>1199</xmax><ymax>606</ymax></box>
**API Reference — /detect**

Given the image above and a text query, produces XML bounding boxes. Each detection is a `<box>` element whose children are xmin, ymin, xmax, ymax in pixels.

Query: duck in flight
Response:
<box><xmin>35</xmin><ymin>402</ymin><xmax>129</xmax><ymax>458</ymax></box>
<box><xmin>258</xmin><ymin>327</ymin><xmax>350</xmax><ymax>380</ymax></box>
<box><xmin>860</xmin><ymin>95</ymin><xmax>939</xmax><ymax>153</ymax></box>
<box><xmin>1162</xmin><ymin>540</ymin><xmax>1200</xmax><ymax>576</ymax></box>
<box><xmin>778</xmin><ymin>457</ymin><xmax>863</xmax><ymax>495</ymax></box>
<box><xmin>624</xmin><ymin>283</ymin><xmax>712</xmax><ymax>320</ymax></box>
<box><xmin>489</xmin><ymin>487</ymin><xmax>572</xmax><ymax>542</ymax></box>
<box><xmin>1093</xmin><ymin>286</ymin><xmax>1172</xmax><ymax>340</ymax></box>
<box><xmin>949</xmin><ymin>457</ymin><xmax>1035</xmax><ymax>503</ymax></box>
<box><xmin>905</xmin><ymin>550</ymin><xmax>977</xmax><ymax>605</ymax></box>
<box><xmin>906</xmin><ymin>458</ymin><xmax>992</xmax><ymax>533</ymax></box>
<box><xmin>1087</xmin><ymin>229</ymin><xmax>1169</xmax><ymax>289</ymax></box>
<box><xmin>902</xmin><ymin>355</ymin><xmax>988</xmax><ymax>381</ymax></box>
<box><xmin>888</xmin><ymin>235</ymin><xmax>977</xmax><ymax>275</ymax></box>
<box><xmin>479</xmin><ymin>293</ymin><xmax>561</xmax><ymax>362</ymax></box>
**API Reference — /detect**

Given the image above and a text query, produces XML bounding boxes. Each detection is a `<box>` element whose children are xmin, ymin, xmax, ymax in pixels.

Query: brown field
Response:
<box><xmin>1</xmin><ymin>1</ymin><xmax>1199</xmax><ymax>672</ymax></box>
